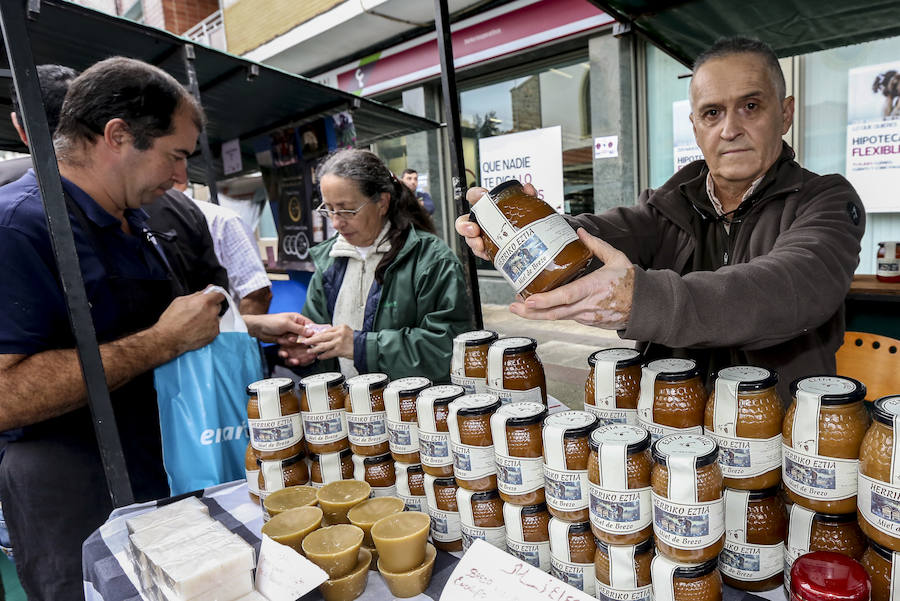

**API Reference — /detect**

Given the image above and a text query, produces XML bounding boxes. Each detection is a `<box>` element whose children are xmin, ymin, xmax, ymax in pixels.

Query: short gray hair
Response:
<box><xmin>692</xmin><ymin>37</ymin><xmax>786</xmax><ymax>101</ymax></box>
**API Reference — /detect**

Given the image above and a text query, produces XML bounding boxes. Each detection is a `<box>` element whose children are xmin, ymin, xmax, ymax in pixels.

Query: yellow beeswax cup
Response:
<box><xmin>260</xmin><ymin>506</ymin><xmax>323</xmax><ymax>552</ymax></box>
<box><xmin>319</xmin><ymin>547</ymin><xmax>372</xmax><ymax>601</ymax></box>
<box><xmin>301</xmin><ymin>524</ymin><xmax>364</xmax><ymax>579</ymax></box>
<box><xmin>370</xmin><ymin>510</ymin><xmax>430</xmax><ymax>573</ymax></box>
<box><xmin>377</xmin><ymin>543</ymin><xmax>437</xmax><ymax>598</ymax></box>
<box><xmin>317</xmin><ymin>480</ymin><xmax>372</xmax><ymax>525</ymax></box>
<box><xmin>347</xmin><ymin>496</ymin><xmax>406</xmax><ymax>547</ymax></box>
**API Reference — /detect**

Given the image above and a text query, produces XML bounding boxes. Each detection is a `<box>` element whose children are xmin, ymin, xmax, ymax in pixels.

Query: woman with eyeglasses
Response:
<box><xmin>278</xmin><ymin>148</ymin><xmax>472</xmax><ymax>381</ymax></box>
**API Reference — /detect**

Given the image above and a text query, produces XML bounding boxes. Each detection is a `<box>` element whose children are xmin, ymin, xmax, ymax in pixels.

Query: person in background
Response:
<box><xmin>400</xmin><ymin>167</ymin><xmax>435</xmax><ymax>215</ymax></box>
<box><xmin>279</xmin><ymin>149</ymin><xmax>471</xmax><ymax>382</ymax></box>
<box><xmin>456</xmin><ymin>36</ymin><xmax>865</xmax><ymax>403</ymax></box>
<box><xmin>173</xmin><ymin>180</ymin><xmax>272</xmax><ymax>314</ymax></box>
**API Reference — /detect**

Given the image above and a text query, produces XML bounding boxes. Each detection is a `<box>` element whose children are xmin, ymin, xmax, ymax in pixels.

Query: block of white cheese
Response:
<box><xmin>126</xmin><ymin>496</ymin><xmax>209</xmax><ymax>534</ymax></box>
<box><xmin>133</xmin><ymin>518</ymin><xmax>228</xmax><ymax>575</ymax></box>
<box><xmin>233</xmin><ymin>592</ymin><xmax>269</xmax><ymax>601</ymax></box>
<box><xmin>128</xmin><ymin>509</ymin><xmax>212</xmax><ymax>562</ymax></box>
<box><xmin>155</xmin><ymin>567</ymin><xmax>254</xmax><ymax>601</ymax></box>
<box><xmin>153</xmin><ymin>534</ymin><xmax>256</xmax><ymax>600</ymax></box>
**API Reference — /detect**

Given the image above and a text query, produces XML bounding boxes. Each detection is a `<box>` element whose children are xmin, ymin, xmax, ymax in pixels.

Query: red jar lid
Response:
<box><xmin>790</xmin><ymin>552</ymin><xmax>870</xmax><ymax>601</ymax></box>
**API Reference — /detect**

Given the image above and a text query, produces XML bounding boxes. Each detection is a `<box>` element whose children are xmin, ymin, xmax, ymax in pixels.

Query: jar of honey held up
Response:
<box><xmin>299</xmin><ymin>372</ymin><xmax>349</xmax><ymax>455</ymax></box>
<box><xmin>858</xmin><ymin>395</ymin><xmax>900</xmax><ymax>551</ymax></box>
<box><xmin>309</xmin><ymin>448</ymin><xmax>354</xmax><ymax>488</ymax></box>
<box><xmin>344</xmin><ymin>373</ymin><xmax>390</xmax><ymax>457</ymax></box>
<box><xmin>585</xmin><ymin>348</ymin><xmax>643</xmax><ymax>426</ymax></box>
<box><xmin>782</xmin><ymin>376</ymin><xmax>868</xmax><ymax>514</ymax></box>
<box><xmin>486</xmin><ymin>337</ymin><xmax>547</xmax><ymax>405</ymax></box>
<box><xmin>549</xmin><ymin>518</ymin><xmax>597</xmax><ymax>595</ymax></box>
<box><xmin>861</xmin><ymin>541</ymin><xmax>900</xmax><ymax>601</ymax></box>
<box><xmin>543</xmin><ymin>411</ymin><xmax>598</xmax><ymax>522</ymax></box>
<box><xmin>637</xmin><ymin>359</ymin><xmax>707</xmax><ymax>443</ymax></box>
<box><xmin>650</xmin><ymin>556</ymin><xmax>722</xmax><ymax>601</ymax></box>
<box><xmin>257</xmin><ymin>453</ymin><xmax>310</xmax><ymax>500</ymax></box>
<box><xmin>593</xmin><ymin>537</ymin><xmax>654</xmax><ymax>601</ymax></box>
<box><xmin>247</xmin><ymin>378</ymin><xmax>304</xmax><ymax>461</ymax></box>
<box><xmin>491</xmin><ymin>401</ymin><xmax>547</xmax><ymax>505</ymax></box>
<box><xmin>503</xmin><ymin>502</ymin><xmax>552</xmax><ymax>571</ymax></box>
<box><xmin>790</xmin><ymin>552</ymin><xmax>871</xmax><ymax>601</ymax></box>
<box><xmin>587</xmin><ymin>425</ymin><xmax>653</xmax><ymax>546</ymax></box>
<box><xmin>877</xmin><ymin>242</ymin><xmax>900</xmax><ymax>283</ymax></box>
<box><xmin>423</xmin><ymin>474</ymin><xmax>463</xmax><ymax>552</ymax></box>
<box><xmin>650</xmin><ymin>434</ymin><xmax>725</xmax><ymax>563</ymax></box>
<box><xmin>245</xmin><ymin>443</ymin><xmax>260</xmax><ymax>504</ymax></box>
<box><xmin>784</xmin><ymin>503</ymin><xmax>867</xmax><ymax>590</ymax></box>
<box><xmin>416</xmin><ymin>385</ymin><xmax>465</xmax><ymax>478</ymax></box>
<box><xmin>470</xmin><ymin>179</ymin><xmax>591</xmax><ymax>298</ymax></box>
<box><xmin>384</xmin><ymin>376</ymin><xmax>431</xmax><ymax>464</ymax></box>
<box><xmin>704</xmin><ymin>367</ymin><xmax>783</xmax><ymax>491</ymax></box>
<box><xmin>451</xmin><ymin>330</ymin><xmax>499</xmax><ymax>394</ymax></box>
<box><xmin>395</xmin><ymin>461</ymin><xmax>426</xmax><ymax>513</ymax></box>
<box><xmin>448</xmin><ymin>394</ymin><xmax>502</xmax><ymax>491</ymax></box>
<box><xmin>352</xmin><ymin>452</ymin><xmax>396</xmax><ymax>497</ymax></box>
<box><xmin>457</xmin><ymin>488</ymin><xmax>506</xmax><ymax>552</ymax></box>
<box><xmin>720</xmin><ymin>487</ymin><xmax>786</xmax><ymax>591</ymax></box>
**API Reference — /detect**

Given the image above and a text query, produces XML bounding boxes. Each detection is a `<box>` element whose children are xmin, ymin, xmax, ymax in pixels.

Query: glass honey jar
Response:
<box><xmin>637</xmin><ymin>359</ymin><xmax>707</xmax><ymax>443</ymax></box>
<box><xmin>585</xmin><ymin>348</ymin><xmax>642</xmax><ymax>426</ymax></box>
<box><xmin>451</xmin><ymin>330</ymin><xmax>499</xmax><ymax>394</ymax></box>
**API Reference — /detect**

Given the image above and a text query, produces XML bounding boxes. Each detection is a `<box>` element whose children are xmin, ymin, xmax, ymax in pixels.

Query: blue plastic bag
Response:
<box><xmin>154</xmin><ymin>287</ymin><xmax>264</xmax><ymax>495</ymax></box>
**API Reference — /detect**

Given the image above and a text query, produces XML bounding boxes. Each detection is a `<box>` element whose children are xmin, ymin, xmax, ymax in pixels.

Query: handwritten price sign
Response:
<box><xmin>440</xmin><ymin>539</ymin><xmax>593</xmax><ymax>601</ymax></box>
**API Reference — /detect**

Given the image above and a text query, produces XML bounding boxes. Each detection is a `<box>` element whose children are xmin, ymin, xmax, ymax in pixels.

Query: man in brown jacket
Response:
<box><xmin>456</xmin><ymin>37</ymin><xmax>866</xmax><ymax>402</ymax></box>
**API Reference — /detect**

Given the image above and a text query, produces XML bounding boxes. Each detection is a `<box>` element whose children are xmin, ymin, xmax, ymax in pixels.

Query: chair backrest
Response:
<box><xmin>836</xmin><ymin>331</ymin><xmax>900</xmax><ymax>401</ymax></box>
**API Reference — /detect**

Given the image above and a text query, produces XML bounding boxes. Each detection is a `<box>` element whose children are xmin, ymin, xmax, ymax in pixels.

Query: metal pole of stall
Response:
<box><xmin>0</xmin><ymin>0</ymin><xmax>134</xmax><ymax>506</ymax></box>
<box><xmin>182</xmin><ymin>43</ymin><xmax>221</xmax><ymax>205</ymax></box>
<box><xmin>433</xmin><ymin>0</ymin><xmax>483</xmax><ymax>329</ymax></box>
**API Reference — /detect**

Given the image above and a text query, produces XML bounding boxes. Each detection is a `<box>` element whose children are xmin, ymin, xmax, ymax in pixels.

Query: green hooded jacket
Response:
<box><xmin>302</xmin><ymin>226</ymin><xmax>473</xmax><ymax>382</ymax></box>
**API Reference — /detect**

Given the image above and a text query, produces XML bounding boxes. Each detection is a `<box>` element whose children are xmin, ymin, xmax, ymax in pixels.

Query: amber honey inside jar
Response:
<box><xmin>384</xmin><ymin>376</ymin><xmax>431</xmax><ymax>464</ymax></box>
<box><xmin>504</xmin><ymin>502</ymin><xmax>551</xmax><ymax>570</ymax></box>
<box><xmin>587</xmin><ymin>424</ymin><xmax>653</xmax><ymax>546</ymax></box>
<box><xmin>594</xmin><ymin>536</ymin><xmax>654</xmax><ymax>598</ymax></box>
<box><xmin>451</xmin><ymin>330</ymin><xmax>499</xmax><ymax>394</ymax></box>
<box><xmin>299</xmin><ymin>372</ymin><xmax>349</xmax><ymax>455</ymax></box>
<box><xmin>861</xmin><ymin>541</ymin><xmax>899</xmax><ymax>601</ymax></box>
<box><xmin>470</xmin><ymin>179</ymin><xmax>591</xmax><ymax>298</ymax></box>
<box><xmin>395</xmin><ymin>462</ymin><xmax>427</xmax><ymax>513</ymax></box>
<box><xmin>549</xmin><ymin>519</ymin><xmax>597</xmax><ymax>595</ymax></box>
<box><xmin>858</xmin><ymin>395</ymin><xmax>900</xmax><ymax>551</ymax></box>
<box><xmin>247</xmin><ymin>377</ymin><xmax>304</xmax><ymax>461</ymax></box>
<box><xmin>448</xmin><ymin>394</ymin><xmax>501</xmax><ymax>491</ymax></box>
<box><xmin>543</xmin><ymin>411</ymin><xmax>598</xmax><ymax>522</ymax></box>
<box><xmin>637</xmin><ymin>359</ymin><xmax>707</xmax><ymax>443</ymax></box>
<box><xmin>486</xmin><ymin>337</ymin><xmax>547</xmax><ymax>405</ymax></box>
<box><xmin>309</xmin><ymin>448</ymin><xmax>354</xmax><ymax>487</ymax></box>
<box><xmin>457</xmin><ymin>488</ymin><xmax>506</xmax><ymax>551</ymax></box>
<box><xmin>491</xmin><ymin>401</ymin><xmax>547</xmax><ymax>505</ymax></box>
<box><xmin>784</xmin><ymin>503</ymin><xmax>867</xmax><ymax>586</ymax></box>
<box><xmin>650</xmin><ymin>434</ymin><xmax>725</xmax><ymax>563</ymax></box>
<box><xmin>720</xmin><ymin>487</ymin><xmax>786</xmax><ymax>591</ymax></box>
<box><xmin>352</xmin><ymin>452</ymin><xmax>396</xmax><ymax>497</ymax></box>
<box><xmin>245</xmin><ymin>443</ymin><xmax>260</xmax><ymax>503</ymax></box>
<box><xmin>651</xmin><ymin>556</ymin><xmax>722</xmax><ymax>601</ymax></box>
<box><xmin>257</xmin><ymin>453</ymin><xmax>310</xmax><ymax>502</ymax></box>
<box><xmin>782</xmin><ymin>376</ymin><xmax>868</xmax><ymax>514</ymax></box>
<box><xmin>703</xmin><ymin>366</ymin><xmax>783</xmax><ymax>491</ymax></box>
<box><xmin>417</xmin><ymin>385</ymin><xmax>465</xmax><ymax>478</ymax></box>
<box><xmin>585</xmin><ymin>348</ymin><xmax>643</xmax><ymax>426</ymax></box>
<box><xmin>344</xmin><ymin>373</ymin><xmax>390</xmax><ymax>457</ymax></box>
<box><xmin>424</xmin><ymin>474</ymin><xmax>462</xmax><ymax>552</ymax></box>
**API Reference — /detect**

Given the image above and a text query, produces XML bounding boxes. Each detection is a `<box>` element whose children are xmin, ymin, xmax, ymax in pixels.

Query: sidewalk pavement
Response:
<box><xmin>480</xmin><ymin>304</ymin><xmax>636</xmax><ymax>410</ymax></box>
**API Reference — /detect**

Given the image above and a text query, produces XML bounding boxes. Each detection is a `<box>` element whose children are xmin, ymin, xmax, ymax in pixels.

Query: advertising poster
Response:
<box><xmin>477</xmin><ymin>126</ymin><xmax>564</xmax><ymax>213</ymax></box>
<box><xmin>846</xmin><ymin>61</ymin><xmax>900</xmax><ymax>213</ymax></box>
<box><xmin>277</xmin><ymin>174</ymin><xmax>313</xmax><ymax>268</ymax></box>
<box><xmin>673</xmin><ymin>99</ymin><xmax>704</xmax><ymax>173</ymax></box>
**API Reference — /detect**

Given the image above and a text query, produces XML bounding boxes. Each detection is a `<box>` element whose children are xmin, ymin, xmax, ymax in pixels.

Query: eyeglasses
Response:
<box><xmin>314</xmin><ymin>198</ymin><xmax>374</xmax><ymax>219</ymax></box>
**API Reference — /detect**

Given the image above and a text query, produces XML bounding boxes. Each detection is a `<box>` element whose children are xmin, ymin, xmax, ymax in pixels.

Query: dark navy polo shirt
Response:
<box><xmin>0</xmin><ymin>169</ymin><xmax>170</xmax><ymax>355</ymax></box>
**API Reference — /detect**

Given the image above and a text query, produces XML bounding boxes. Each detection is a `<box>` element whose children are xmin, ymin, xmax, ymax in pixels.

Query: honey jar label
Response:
<box><xmin>592</xmin><ymin>354</ymin><xmax>619</xmax><ymax>409</ymax></box>
<box><xmin>595</xmin><ymin>583</ymin><xmax>652</xmax><ymax>601</ymax></box>
<box><xmin>782</xmin><ymin>445</ymin><xmax>858</xmax><ymax>501</ymax></box>
<box><xmin>302</xmin><ymin>374</ymin><xmax>338</xmax><ymax>413</ymax></box>
<box><xmin>651</xmin><ymin>494</ymin><xmax>725</xmax><ymax>550</ymax></box>
<box><xmin>260</xmin><ymin>459</ymin><xmax>287</xmax><ymax>493</ymax></box>
<box><xmin>371</xmin><ymin>485</ymin><xmax>398</xmax><ymax>498</ymax></box>
<box><xmin>257</xmin><ymin>380</ymin><xmax>287</xmax><ymax>418</ymax></box>
<box><xmin>451</xmin><ymin>373</ymin><xmax>484</xmax><ymax>395</ymax></box>
<box><xmin>544</xmin><ymin>466</ymin><xmax>589</xmax><ymax>511</ymax></box>
<box><xmin>720</xmin><ymin>541</ymin><xmax>782</xmax><ymax>581</ymax></box>
<box><xmin>387</xmin><ymin>419</ymin><xmax>419</xmax><ymax>454</ymax></box>
<box><xmin>451</xmin><ymin>442</ymin><xmax>497</xmax><ymax>479</ymax></box>
<box><xmin>399</xmin><ymin>494</ymin><xmax>426</xmax><ymax>513</ymax></box>
<box><xmin>707</xmin><ymin>431</ymin><xmax>782</xmax><ymax>478</ymax></box>
<box><xmin>589</xmin><ymin>485</ymin><xmax>652</xmax><ymax>534</ymax></box>
<box><xmin>584</xmin><ymin>405</ymin><xmax>638</xmax><ymax>426</ymax></box>
<box><xmin>461</xmin><ymin>524</ymin><xmax>507</xmax><ymax>552</ymax></box>
<box><xmin>858</xmin><ymin>473</ymin><xmax>900</xmax><ymax>537</ymax></box>
<box><xmin>317</xmin><ymin>451</ymin><xmax>345</xmax><ymax>486</ymax></box>
<box><xmin>638</xmin><ymin>420</ymin><xmax>702</xmax><ymax>445</ymax></box>
<box><xmin>489</xmin><ymin>385</ymin><xmax>543</xmax><ymax>405</ymax></box>
<box><xmin>346</xmin><ymin>412</ymin><xmax>388</xmax><ymax>446</ymax></box>
<box><xmin>427</xmin><ymin>508</ymin><xmax>462</xmax><ymax>543</ymax></box>
<box><xmin>549</xmin><ymin>557</ymin><xmax>596</xmax><ymax>596</ymax></box>
<box><xmin>893</xmin><ymin>553</ymin><xmax>900</xmax><ymax>601</ymax></box>
<box><xmin>597</xmin><ymin>544</ymin><xmax>651</xmax><ymax>599</ymax></box>
<box><xmin>506</xmin><ymin>539</ymin><xmax>551</xmax><ymax>571</ymax></box>
<box><xmin>245</xmin><ymin>468</ymin><xmax>260</xmax><ymax>495</ymax></box>
<box><xmin>301</xmin><ymin>410</ymin><xmax>348</xmax><ymax>444</ymax></box>
<box><xmin>347</xmin><ymin>374</ymin><xmax>385</xmax><ymax>412</ymax></box>
<box><xmin>419</xmin><ymin>431</ymin><xmax>453</xmax><ymax>467</ymax></box>
<box><xmin>649</xmin><ymin>555</ymin><xmax>679</xmax><ymax>601</ymax></box>
<box><xmin>472</xmin><ymin>194</ymin><xmax>579</xmax><ymax>293</ymax></box>
<box><xmin>878</xmin><ymin>242</ymin><xmax>900</xmax><ymax>278</ymax></box>
<box><xmin>248</xmin><ymin>414</ymin><xmax>303</xmax><ymax>451</ymax></box>
<box><xmin>784</xmin><ymin>504</ymin><xmax>814</xmax><ymax>583</ymax></box>
<box><xmin>496</xmin><ymin>455</ymin><xmax>545</xmax><ymax>495</ymax></box>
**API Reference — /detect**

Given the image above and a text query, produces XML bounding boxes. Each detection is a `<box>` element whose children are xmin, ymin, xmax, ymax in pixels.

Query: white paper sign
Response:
<box><xmin>440</xmin><ymin>538</ymin><xmax>595</xmax><ymax>601</ymax></box>
<box><xmin>478</xmin><ymin>126</ymin><xmax>565</xmax><ymax>213</ymax></box>
<box><xmin>222</xmin><ymin>138</ymin><xmax>243</xmax><ymax>175</ymax></box>
<box><xmin>594</xmin><ymin>135</ymin><xmax>618</xmax><ymax>159</ymax></box>
<box><xmin>672</xmin><ymin>100</ymin><xmax>704</xmax><ymax>173</ymax></box>
<box><xmin>255</xmin><ymin>534</ymin><xmax>328</xmax><ymax>601</ymax></box>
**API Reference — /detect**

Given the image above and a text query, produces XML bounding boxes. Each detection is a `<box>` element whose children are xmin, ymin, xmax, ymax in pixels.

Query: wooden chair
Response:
<box><xmin>835</xmin><ymin>331</ymin><xmax>900</xmax><ymax>401</ymax></box>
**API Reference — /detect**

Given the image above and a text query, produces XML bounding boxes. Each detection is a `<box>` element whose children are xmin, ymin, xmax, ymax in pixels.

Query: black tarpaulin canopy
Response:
<box><xmin>0</xmin><ymin>0</ymin><xmax>440</xmax><ymax>180</ymax></box>
<box><xmin>586</xmin><ymin>0</ymin><xmax>900</xmax><ymax>66</ymax></box>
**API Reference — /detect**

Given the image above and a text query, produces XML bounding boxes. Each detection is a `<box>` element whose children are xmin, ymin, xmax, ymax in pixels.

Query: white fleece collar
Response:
<box><xmin>330</xmin><ymin>221</ymin><xmax>391</xmax><ymax>259</ymax></box>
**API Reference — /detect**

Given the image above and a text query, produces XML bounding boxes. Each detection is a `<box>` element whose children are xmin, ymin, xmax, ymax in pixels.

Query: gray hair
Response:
<box><xmin>692</xmin><ymin>37</ymin><xmax>786</xmax><ymax>103</ymax></box>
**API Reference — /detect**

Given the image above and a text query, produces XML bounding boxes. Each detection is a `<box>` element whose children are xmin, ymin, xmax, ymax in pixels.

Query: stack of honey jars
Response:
<box><xmin>300</xmin><ymin>373</ymin><xmax>353</xmax><ymax>488</ymax></box>
<box><xmin>346</xmin><ymin>373</ymin><xmax>396</xmax><ymax>497</ymax></box>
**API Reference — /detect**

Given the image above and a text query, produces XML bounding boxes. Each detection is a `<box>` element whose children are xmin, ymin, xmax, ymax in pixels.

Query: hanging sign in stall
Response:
<box><xmin>672</xmin><ymin>100</ymin><xmax>703</xmax><ymax>173</ymax></box>
<box><xmin>846</xmin><ymin>61</ymin><xmax>900</xmax><ymax>213</ymax></box>
<box><xmin>222</xmin><ymin>138</ymin><xmax>243</xmax><ymax>176</ymax></box>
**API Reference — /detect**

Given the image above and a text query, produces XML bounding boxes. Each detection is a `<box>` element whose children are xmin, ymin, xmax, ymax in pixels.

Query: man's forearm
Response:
<box><xmin>239</xmin><ymin>286</ymin><xmax>273</xmax><ymax>315</ymax></box>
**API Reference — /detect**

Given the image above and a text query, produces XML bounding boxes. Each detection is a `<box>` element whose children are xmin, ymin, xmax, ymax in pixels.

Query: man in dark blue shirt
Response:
<box><xmin>401</xmin><ymin>167</ymin><xmax>435</xmax><ymax>214</ymax></box>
